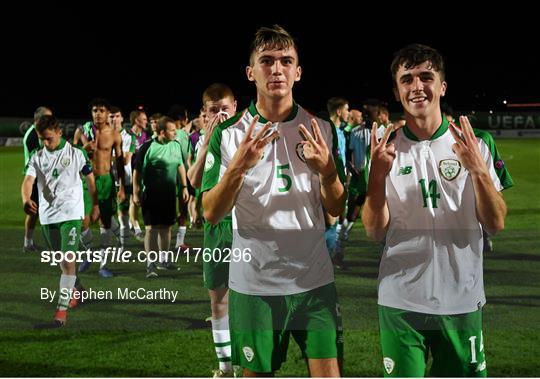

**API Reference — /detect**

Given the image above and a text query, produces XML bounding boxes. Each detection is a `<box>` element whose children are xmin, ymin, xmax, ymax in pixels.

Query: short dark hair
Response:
<box><xmin>35</xmin><ymin>115</ymin><xmax>60</xmax><ymax>133</ymax></box>
<box><xmin>110</xmin><ymin>105</ymin><xmax>122</xmax><ymax>114</ymax></box>
<box><xmin>157</xmin><ymin>116</ymin><xmax>175</xmax><ymax>134</ymax></box>
<box><xmin>88</xmin><ymin>98</ymin><xmax>111</xmax><ymax>112</ymax></box>
<box><xmin>327</xmin><ymin>97</ymin><xmax>348</xmax><ymax>117</ymax></box>
<box><xmin>249</xmin><ymin>25</ymin><xmax>298</xmax><ymax>66</ymax></box>
<box><xmin>390</xmin><ymin>44</ymin><xmax>445</xmax><ymax>85</ymax></box>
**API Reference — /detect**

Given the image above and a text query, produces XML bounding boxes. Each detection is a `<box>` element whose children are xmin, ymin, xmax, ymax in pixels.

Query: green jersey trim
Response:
<box><xmin>247</xmin><ymin>100</ymin><xmax>299</xmax><ymax>123</ymax></box>
<box><xmin>51</xmin><ymin>138</ymin><xmax>67</xmax><ymax>151</ymax></box>
<box><xmin>403</xmin><ymin>115</ymin><xmax>449</xmax><ymax>141</ymax></box>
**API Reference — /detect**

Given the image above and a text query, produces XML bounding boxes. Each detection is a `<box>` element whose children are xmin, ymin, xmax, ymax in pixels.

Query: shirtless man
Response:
<box><xmin>78</xmin><ymin>98</ymin><xmax>125</xmax><ymax>277</ymax></box>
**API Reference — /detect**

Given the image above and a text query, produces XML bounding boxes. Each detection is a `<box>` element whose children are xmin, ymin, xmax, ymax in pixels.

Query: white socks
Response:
<box><xmin>176</xmin><ymin>226</ymin><xmax>187</xmax><ymax>247</ymax></box>
<box><xmin>211</xmin><ymin>315</ymin><xmax>232</xmax><ymax>372</ymax></box>
<box><xmin>58</xmin><ymin>274</ymin><xmax>76</xmax><ymax>310</ymax></box>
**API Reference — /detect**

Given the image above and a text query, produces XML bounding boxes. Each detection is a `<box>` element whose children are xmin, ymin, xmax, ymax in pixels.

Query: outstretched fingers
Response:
<box><xmin>448</xmin><ymin>121</ymin><xmax>466</xmax><ymax>148</ymax></box>
<box><xmin>380</xmin><ymin>123</ymin><xmax>394</xmax><ymax>146</ymax></box>
<box><xmin>459</xmin><ymin>115</ymin><xmax>476</xmax><ymax>144</ymax></box>
<box><xmin>370</xmin><ymin>121</ymin><xmax>379</xmax><ymax>150</ymax></box>
<box><xmin>244</xmin><ymin>115</ymin><xmax>260</xmax><ymax>142</ymax></box>
<box><xmin>253</xmin><ymin>121</ymin><xmax>273</xmax><ymax>142</ymax></box>
<box><xmin>310</xmin><ymin>118</ymin><xmax>324</xmax><ymax>143</ymax></box>
<box><xmin>299</xmin><ymin>123</ymin><xmax>317</xmax><ymax>146</ymax></box>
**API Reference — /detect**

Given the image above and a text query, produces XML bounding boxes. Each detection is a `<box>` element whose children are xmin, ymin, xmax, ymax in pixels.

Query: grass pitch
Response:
<box><xmin>0</xmin><ymin>140</ymin><xmax>538</xmax><ymax>376</ymax></box>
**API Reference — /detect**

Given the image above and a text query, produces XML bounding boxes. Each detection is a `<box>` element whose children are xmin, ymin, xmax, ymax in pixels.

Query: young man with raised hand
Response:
<box><xmin>202</xmin><ymin>25</ymin><xmax>346</xmax><ymax>377</ymax></box>
<box><xmin>187</xmin><ymin>83</ymin><xmax>237</xmax><ymax>377</ymax></box>
<box><xmin>362</xmin><ymin>44</ymin><xmax>513</xmax><ymax>377</ymax></box>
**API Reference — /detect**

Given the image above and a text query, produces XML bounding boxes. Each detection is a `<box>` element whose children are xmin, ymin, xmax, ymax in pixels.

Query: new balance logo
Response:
<box><xmin>398</xmin><ymin>166</ymin><xmax>412</xmax><ymax>175</ymax></box>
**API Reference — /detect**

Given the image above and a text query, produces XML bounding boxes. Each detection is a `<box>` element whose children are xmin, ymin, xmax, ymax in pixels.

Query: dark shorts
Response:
<box><xmin>142</xmin><ymin>190</ymin><xmax>176</xmax><ymax>226</ymax></box>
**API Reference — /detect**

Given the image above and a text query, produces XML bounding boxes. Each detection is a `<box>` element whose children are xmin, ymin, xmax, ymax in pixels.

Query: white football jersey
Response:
<box><xmin>202</xmin><ymin>102</ymin><xmax>345</xmax><ymax>295</ymax></box>
<box><xmin>26</xmin><ymin>139</ymin><xmax>91</xmax><ymax>225</ymax></box>
<box><xmin>378</xmin><ymin>118</ymin><xmax>514</xmax><ymax>314</ymax></box>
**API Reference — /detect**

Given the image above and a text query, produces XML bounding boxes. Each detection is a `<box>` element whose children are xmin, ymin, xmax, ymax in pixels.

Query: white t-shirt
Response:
<box><xmin>202</xmin><ymin>102</ymin><xmax>345</xmax><ymax>296</ymax></box>
<box><xmin>26</xmin><ymin>139</ymin><xmax>91</xmax><ymax>225</ymax></box>
<box><xmin>378</xmin><ymin>118</ymin><xmax>514</xmax><ymax>314</ymax></box>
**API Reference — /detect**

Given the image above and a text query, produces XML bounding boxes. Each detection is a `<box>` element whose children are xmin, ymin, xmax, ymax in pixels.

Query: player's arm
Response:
<box><xmin>178</xmin><ymin>164</ymin><xmax>189</xmax><ymax>203</ymax></box>
<box><xmin>132</xmin><ymin>141</ymin><xmax>150</xmax><ymax>207</ymax></box>
<box><xmin>203</xmin><ymin>116</ymin><xmax>276</xmax><ymax>225</ymax></box>
<box><xmin>77</xmin><ymin>148</ymin><xmax>99</xmax><ymax>222</ymax></box>
<box><xmin>132</xmin><ymin>169</ymin><xmax>141</xmax><ymax>207</ymax></box>
<box><xmin>186</xmin><ymin>150</ymin><xmax>203</xmax><ymax>189</ymax></box>
<box><xmin>77</xmin><ymin>128</ymin><xmax>95</xmax><ymax>153</ymax></box>
<box><xmin>84</xmin><ymin>172</ymin><xmax>100</xmax><ymax>223</ymax></box>
<box><xmin>22</xmin><ymin>153</ymin><xmax>38</xmax><ymax>214</ymax></box>
<box><xmin>113</xmin><ymin>131</ymin><xmax>126</xmax><ymax>201</ymax></box>
<box><xmin>449</xmin><ymin>116</ymin><xmax>506</xmax><ymax>235</ymax></box>
<box><xmin>299</xmin><ymin>119</ymin><xmax>346</xmax><ymax>217</ymax></box>
<box><xmin>21</xmin><ymin>175</ymin><xmax>37</xmax><ymax>215</ymax></box>
<box><xmin>187</xmin><ymin>114</ymin><xmax>221</xmax><ymax>189</ymax></box>
<box><xmin>73</xmin><ymin>127</ymin><xmax>83</xmax><ymax>145</ymax></box>
<box><xmin>362</xmin><ymin>123</ymin><xmax>394</xmax><ymax>242</ymax></box>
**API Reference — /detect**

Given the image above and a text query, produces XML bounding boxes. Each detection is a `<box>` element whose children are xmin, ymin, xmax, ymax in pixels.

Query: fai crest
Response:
<box><xmin>295</xmin><ymin>142</ymin><xmax>306</xmax><ymax>162</ymax></box>
<box><xmin>60</xmin><ymin>157</ymin><xmax>71</xmax><ymax>167</ymax></box>
<box><xmin>439</xmin><ymin>159</ymin><xmax>461</xmax><ymax>181</ymax></box>
<box><xmin>242</xmin><ymin>346</ymin><xmax>254</xmax><ymax>362</ymax></box>
<box><xmin>383</xmin><ymin>357</ymin><xmax>394</xmax><ymax>374</ymax></box>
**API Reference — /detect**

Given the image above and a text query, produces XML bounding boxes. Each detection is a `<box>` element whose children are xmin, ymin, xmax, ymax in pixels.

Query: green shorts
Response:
<box><xmin>378</xmin><ymin>305</ymin><xmax>487</xmax><ymax>377</ymax></box>
<box><xmin>118</xmin><ymin>185</ymin><xmax>132</xmax><ymax>212</ymax></box>
<box><xmin>42</xmin><ymin>220</ymin><xmax>82</xmax><ymax>252</ymax></box>
<box><xmin>203</xmin><ymin>218</ymin><xmax>232</xmax><ymax>289</ymax></box>
<box><xmin>95</xmin><ymin>174</ymin><xmax>117</xmax><ymax>220</ymax></box>
<box><xmin>230</xmin><ymin>282</ymin><xmax>343</xmax><ymax>373</ymax></box>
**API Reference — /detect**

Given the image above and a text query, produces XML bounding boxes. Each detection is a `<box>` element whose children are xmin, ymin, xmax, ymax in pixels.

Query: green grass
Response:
<box><xmin>0</xmin><ymin>140</ymin><xmax>539</xmax><ymax>376</ymax></box>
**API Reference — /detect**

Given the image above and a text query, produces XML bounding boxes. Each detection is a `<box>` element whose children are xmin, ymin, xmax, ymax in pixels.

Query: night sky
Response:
<box><xmin>3</xmin><ymin>3</ymin><xmax>539</xmax><ymax>119</ymax></box>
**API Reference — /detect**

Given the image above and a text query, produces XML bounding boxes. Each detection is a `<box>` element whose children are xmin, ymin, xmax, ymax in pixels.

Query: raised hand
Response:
<box><xmin>299</xmin><ymin>118</ymin><xmax>335</xmax><ymax>178</ymax></box>
<box><xmin>370</xmin><ymin>122</ymin><xmax>395</xmax><ymax>177</ymax></box>
<box><xmin>448</xmin><ymin>116</ymin><xmax>488</xmax><ymax>176</ymax></box>
<box><xmin>232</xmin><ymin>115</ymin><xmax>278</xmax><ymax>171</ymax></box>
<box><xmin>203</xmin><ymin>112</ymin><xmax>229</xmax><ymax>147</ymax></box>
